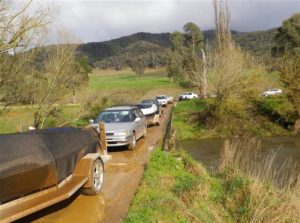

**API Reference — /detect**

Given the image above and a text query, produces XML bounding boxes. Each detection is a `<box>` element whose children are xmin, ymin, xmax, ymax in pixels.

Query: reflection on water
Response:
<box><xmin>179</xmin><ymin>136</ymin><xmax>300</xmax><ymax>172</ymax></box>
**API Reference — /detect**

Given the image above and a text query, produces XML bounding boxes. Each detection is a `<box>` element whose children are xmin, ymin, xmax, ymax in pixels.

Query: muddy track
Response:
<box><xmin>17</xmin><ymin>105</ymin><xmax>173</xmax><ymax>223</ymax></box>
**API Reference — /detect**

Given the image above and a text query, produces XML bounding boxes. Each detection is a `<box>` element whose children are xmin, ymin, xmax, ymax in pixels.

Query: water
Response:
<box><xmin>179</xmin><ymin>136</ymin><xmax>300</xmax><ymax>172</ymax></box>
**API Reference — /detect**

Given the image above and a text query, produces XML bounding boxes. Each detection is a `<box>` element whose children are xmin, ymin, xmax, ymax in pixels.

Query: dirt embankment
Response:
<box><xmin>18</xmin><ymin>105</ymin><xmax>173</xmax><ymax>223</ymax></box>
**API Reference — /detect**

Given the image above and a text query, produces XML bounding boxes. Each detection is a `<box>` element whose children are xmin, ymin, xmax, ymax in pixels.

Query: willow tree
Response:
<box><xmin>273</xmin><ymin>13</ymin><xmax>300</xmax><ymax>132</ymax></box>
<box><xmin>206</xmin><ymin>0</ymin><xmax>265</xmax><ymax>133</ymax></box>
<box><xmin>167</xmin><ymin>23</ymin><xmax>207</xmax><ymax>98</ymax></box>
<box><xmin>33</xmin><ymin>41</ymin><xmax>91</xmax><ymax>129</ymax></box>
<box><xmin>167</xmin><ymin>31</ymin><xmax>184</xmax><ymax>83</ymax></box>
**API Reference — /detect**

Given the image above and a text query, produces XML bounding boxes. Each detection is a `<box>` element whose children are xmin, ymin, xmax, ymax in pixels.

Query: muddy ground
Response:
<box><xmin>18</xmin><ymin>105</ymin><xmax>172</xmax><ymax>223</ymax></box>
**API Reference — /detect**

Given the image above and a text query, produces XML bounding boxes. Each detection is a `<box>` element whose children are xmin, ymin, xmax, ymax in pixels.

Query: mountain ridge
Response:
<box><xmin>75</xmin><ymin>29</ymin><xmax>277</xmax><ymax>68</ymax></box>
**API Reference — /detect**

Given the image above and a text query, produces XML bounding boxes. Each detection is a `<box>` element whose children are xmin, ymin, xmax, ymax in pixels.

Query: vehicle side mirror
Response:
<box><xmin>135</xmin><ymin>117</ymin><xmax>141</xmax><ymax>122</ymax></box>
<box><xmin>89</xmin><ymin>119</ymin><xmax>94</xmax><ymax>124</ymax></box>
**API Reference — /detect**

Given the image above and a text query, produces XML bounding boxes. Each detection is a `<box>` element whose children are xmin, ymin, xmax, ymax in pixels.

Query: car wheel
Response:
<box><xmin>128</xmin><ymin>134</ymin><xmax>136</xmax><ymax>150</ymax></box>
<box><xmin>82</xmin><ymin>159</ymin><xmax>104</xmax><ymax>195</ymax></box>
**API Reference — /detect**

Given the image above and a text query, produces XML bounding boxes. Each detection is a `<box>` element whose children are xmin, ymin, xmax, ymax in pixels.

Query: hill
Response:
<box><xmin>76</xmin><ymin>32</ymin><xmax>170</xmax><ymax>64</ymax></box>
<box><xmin>76</xmin><ymin>29</ymin><xmax>277</xmax><ymax>68</ymax></box>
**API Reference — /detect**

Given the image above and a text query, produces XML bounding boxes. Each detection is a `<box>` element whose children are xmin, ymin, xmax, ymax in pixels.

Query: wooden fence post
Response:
<box><xmin>99</xmin><ymin>122</ymin><xmax>108</xmax><ymax>155</ymax></box>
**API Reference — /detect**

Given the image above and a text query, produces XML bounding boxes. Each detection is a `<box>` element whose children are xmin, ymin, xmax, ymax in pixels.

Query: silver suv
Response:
<box><xmin>91</xmin><ymin>106</ymin><xmax>147</xmax><ymax>150</ymax></box>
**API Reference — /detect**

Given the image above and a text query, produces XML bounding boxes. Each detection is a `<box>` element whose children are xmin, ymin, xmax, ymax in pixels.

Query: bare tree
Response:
<box><xmin>33</xmin><ymin>34</ymin><xmax>87</xmax><ymax>129</ymax></box>
<box><xmin>213</xmin><ymin>0</ymin><xmax>232</xmax><ymax>51</ymax></box>
<box><xmin>0</xmin><ymin>0</ymin><xmax>50</xmax><ymax>107</ymax></box>
<box><xmin>206</xmin><ymin>0</ymin><xmax>265</xmax><ymax>132</ymax></box>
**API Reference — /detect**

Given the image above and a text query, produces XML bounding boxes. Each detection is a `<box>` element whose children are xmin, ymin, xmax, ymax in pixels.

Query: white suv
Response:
<box><xmin>262</xmin><ymin>89</ymin><xmax>282</xmax><ymax>96</ymax></box>
<box><xmin>179</xmin><ymin>92</ymin><xmax>198</xmax><ymax>101</ymax></box>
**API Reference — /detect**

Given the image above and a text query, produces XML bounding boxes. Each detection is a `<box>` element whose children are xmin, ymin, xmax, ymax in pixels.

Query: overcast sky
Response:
<box><xmin>48</xmin><ymin>0</ymin><xmax>300</xmax><ymax>43</ymax></box>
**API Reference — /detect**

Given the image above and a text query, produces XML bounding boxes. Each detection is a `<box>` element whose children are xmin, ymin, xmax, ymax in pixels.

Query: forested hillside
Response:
<box><xmin>76</xmin><ymin>29</ymin><xmax>277</xmax><ymax>69</ymax></box>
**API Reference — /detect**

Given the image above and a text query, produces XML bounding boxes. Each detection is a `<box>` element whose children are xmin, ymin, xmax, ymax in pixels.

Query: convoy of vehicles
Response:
<box><xmin>0</xmin><ymin>82</ymin><xmax>288</xmax><ymax>222</ymax></box>
<box><xmin>0</xmin><ymin>93</ymin><xmax>178</xmax><ymax>221</ymax></box>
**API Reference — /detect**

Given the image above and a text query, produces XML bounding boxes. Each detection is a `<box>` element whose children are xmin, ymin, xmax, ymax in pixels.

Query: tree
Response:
<box><xmin>167</xmin><ymin>23</ymin><xmax>207</xmax><ymax>97</ymax></box>
<box><xmin>205</xmin><ymin>0</ymin><xmax>265</xmax><ymax>133</ymax></box>
<box><xmin>33</xmin><ymin>42</ymin><xmax>89</xmax><ymax>129</ymax></box>
<box><xmin>273</xmin><ymin>13</ymin><xmax>300</xmax><ymax>132</ymax></box>
<box><xmin>167</xmin><ymin>32</ymin><xmax>185</xmax><ymax>82</ymax></box>
<box><xmin>278</xmin><ymin>55</ymin><xmax>300</xmax><ymax>132</ymax></box>
<box><xmin>183</xmin><ymin>22</ymin><xmax>204</xmax><ymax>58</ymax></box>
<box><xmin>213</xmin><ymin>0</ymin><xmax>232</xmax><ymax>51</ymax></box>
<box><xmin>0</xmin><ymin>0</ymin><xmax>50</xmax><ymax>107</ymax></box>
<box><xmin>272</xmin><ymin>13</ymin><xmax>300</xmax><ymax>57</ymax></box>
<box><xmin>166</xmin><ymin>49</ymin><xmax>184</xmax><ymax>83</ymax></box>
<box><xmin>130</xmin><ymin>57</ymin><xmax>145</xmax><ymax>79</ymax></box>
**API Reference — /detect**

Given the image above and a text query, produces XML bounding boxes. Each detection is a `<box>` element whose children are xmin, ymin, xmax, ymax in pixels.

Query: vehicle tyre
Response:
<box><xmin>82</xmin><ymin>159</ymin><xmax>104</xmax><ymax>195</ymax></box>
<box><xmin>128</xmin><ymin>134</ymin><xmax>136</xmax><ymax>150</ymax></box>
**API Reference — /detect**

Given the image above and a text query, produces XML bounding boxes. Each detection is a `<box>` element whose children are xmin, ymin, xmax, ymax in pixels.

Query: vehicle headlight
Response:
<box><xmin>114</xmin><ymin>131</ymin><xmax>130</xmax><ymax>136</ymax></box>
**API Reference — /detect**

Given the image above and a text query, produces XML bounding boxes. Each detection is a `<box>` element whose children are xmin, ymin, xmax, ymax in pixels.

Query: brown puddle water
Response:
<box><xmin>178</xmin><ymin>136</ymin><xmax>300</xmax><ymax>173</ymax></box>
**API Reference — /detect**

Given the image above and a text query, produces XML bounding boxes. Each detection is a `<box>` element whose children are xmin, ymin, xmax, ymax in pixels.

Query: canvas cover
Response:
<box><xmin>0</xmin><ymin>127</ymin><xmax>99</xmax><ymax>204</ymax></box>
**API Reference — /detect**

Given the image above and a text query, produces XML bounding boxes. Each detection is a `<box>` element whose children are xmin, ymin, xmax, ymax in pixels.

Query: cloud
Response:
<box><xmin>46</xmin><ymin>0</ymin><xmax>300</xmax><ymax>43</ymax></box>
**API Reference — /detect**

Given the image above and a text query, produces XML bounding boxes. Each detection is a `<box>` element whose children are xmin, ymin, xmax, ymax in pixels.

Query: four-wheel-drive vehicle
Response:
<box><xmin>156</xmin><ymin>95</ymin><xmax>168</xmax><ymax>107</ymax></box>
<box><xmin>262</xmin><ymin>88</ymin><xmax>282</xmax><ymax>96</ymax></box>
<box><xmin>90</xmin><ymin>106</ymin><xmax>147</xmax><ymax>150</ymax></box>
<box><xmin>137</xmin><ymin>103</ymin><xmax>160</xmax><ymax>126</ymax></box>
<box><xmin>137</xmin><ymin>103</ymin><xmax>158</xmax><ymax>116</ymax></box>
<box><xmin>0</xmin><ymin>127</ymin><xmax>105</xmax><ymax>223</ymax></box>
<box><xmin>179</xmin><ymin>92</ymin><xmax>198</xmax><ymax>101</ymax></box>
<box><xmin>141</xmin><ymin>99</ymin><xmax>161</xmax><ymax>115</ymax></box>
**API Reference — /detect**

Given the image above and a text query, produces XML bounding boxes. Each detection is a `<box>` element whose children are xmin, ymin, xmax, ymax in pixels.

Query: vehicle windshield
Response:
<box><xmin>97</xmin><ymin>110</ymin><xmax>134</xmax><ymax>123</ymax></box>
<box><xmin>138</xmin><ymin>103</ymin><xmax>152</xmax><ymax>109</ymax></box>
<box><xmin>156</xmin><ymin>96</ymin><xmax>166</xmax><ymax>99</ymax></box>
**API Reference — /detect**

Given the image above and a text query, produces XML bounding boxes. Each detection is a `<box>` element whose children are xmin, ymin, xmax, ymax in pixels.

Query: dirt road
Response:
<box><xmin>18</xmin><ymin>105</ymin><xmax>172</xmax><ymax>223</ymax></box>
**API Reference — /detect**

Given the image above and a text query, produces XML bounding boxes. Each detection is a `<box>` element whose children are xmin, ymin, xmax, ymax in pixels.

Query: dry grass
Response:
<box><xmin>219</xmin><ymin>137</ymin><xmax>300</xmax><ymax>222</ymax></box>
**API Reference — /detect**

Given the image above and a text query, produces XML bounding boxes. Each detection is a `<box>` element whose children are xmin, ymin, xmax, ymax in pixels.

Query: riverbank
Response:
<box><xmin>125</xmin><ymin>99</ymin><xmax>300</xmax><ymax>222</ymax></box>
<box><xmin>126</xmin><ymin>147</ymin><xmax>300</xmax><ymax>223</ymax></box>
<box><xmin>173</xmin><ymin>98</ymin><xmax>296</xmax><ymax>140</ymax></box>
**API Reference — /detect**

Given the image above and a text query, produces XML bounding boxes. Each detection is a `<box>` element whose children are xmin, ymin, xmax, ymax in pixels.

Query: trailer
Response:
<box><xmin>0</xmin><ymin>125</ymin><xmax>107</xmax><ymax>223</ymax></box>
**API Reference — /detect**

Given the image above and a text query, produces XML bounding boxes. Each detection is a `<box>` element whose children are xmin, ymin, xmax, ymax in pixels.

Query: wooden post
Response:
<box><xmin>99</xmin><ymin>122</ymin><xmax>108</xmax><ymax>155</ymax></box>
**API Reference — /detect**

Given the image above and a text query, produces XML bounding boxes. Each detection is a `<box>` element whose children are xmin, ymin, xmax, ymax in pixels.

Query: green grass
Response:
<box><xmin>0</xmin><ymin>68</ymin><xmax>183</xmax><ymax>133</ymax></box>
<box><xmin>126</xmin><ymin>149</ymin><xmax>300</xmax><ymax>223</ymax></box>
<box><xmin>173</xmin><ymin>99</ymin><xmax>208</xmax><ymax>140</ymax></box>
<box><xmin>0</xmin><ymin>105</ymin><xmax>84</xmax><ymax>133</ymax></box>
<box><xmin>89</xmin><ymin>68</ymin><xmax>177</xmax><ymax>90</ymax></box>
<box><xmin>125</xmin><ymin>149</ymin><xmax>232</xmax><ymax>223</ymax></box>
<box><xmin>0</xmin><ymin>107</ymin><xmax>35</xmax><ymax>133</ymax></box>
<box><xmin>173</xmin><ymin>96</ymin><xmax>294</xmax><ymax>139</ymax></box>
<box><xmin>256</xmin><ymin>95</ymin><xmax>296</xmax><ymax>127</ymax></box>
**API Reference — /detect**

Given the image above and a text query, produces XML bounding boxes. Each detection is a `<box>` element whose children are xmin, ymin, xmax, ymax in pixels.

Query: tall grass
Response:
<box><xmin>218</xmin><ymin>137</ymin><xmax>300</xmax><ymax>222</ymax></box>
